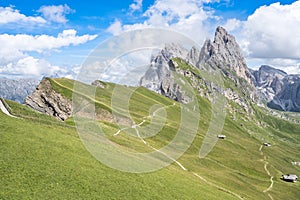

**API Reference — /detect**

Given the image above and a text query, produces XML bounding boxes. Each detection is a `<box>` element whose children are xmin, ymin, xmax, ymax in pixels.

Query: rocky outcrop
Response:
<box><xmin>91</xmin><ymin>80</ymin><xmax>106</xmax><ymax>88</ymax></box>
<box><xmin>252</xmin><ymin>65</ymin><xmax>300</xmax><ymax>112</ymax></box>
<box><xmin>0</xmin><ymin>77</ymin><xmax>39</xmax><ymax>103</ymax></box>
<box><xmin>25</xmin><ymin>78</ymin><xmax>72</xmax><ymax>121</ymax></box>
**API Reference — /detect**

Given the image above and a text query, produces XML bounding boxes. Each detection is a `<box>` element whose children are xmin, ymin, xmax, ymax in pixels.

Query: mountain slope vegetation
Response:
<box><xmin>1</xmin><ymin>77</ymin><xmax>299</xmax><ymax>199</ymax></box>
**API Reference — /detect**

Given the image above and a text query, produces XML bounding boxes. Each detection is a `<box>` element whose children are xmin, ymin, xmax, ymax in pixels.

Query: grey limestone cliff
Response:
<box><xmin>140</xmin><ymin>27</ymin><xmax>257</xmax><ymax>112</ymax></box>
<box><xmin>198</xmin><ymin>27</ymin><xmax>254</xmax><ymax>87</ymax></box>
<box><xmin>252</xmin><ymin>65</ymin><xmax>300</xmax><ymax>112</ymax></box>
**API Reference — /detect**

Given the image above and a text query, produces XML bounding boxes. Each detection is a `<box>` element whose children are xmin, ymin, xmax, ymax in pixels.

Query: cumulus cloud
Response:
<box><xmin>242</xmin><ymin>1</ymin><xmax>300</xmax><ymax>59</ymax></box>
<box><xmin>107</xmin><ymin>0</ymin><xmax>220</xmax><ymax>44</ymax></box>
<box><xmin>103</xmin><ymin>0</ymin><xmax>233</xmax><ymax>84</ymax></box>
<box><xmin>105</xmin><ymin>0</ymin><xmax>300</xmax><ymax>75</ymax></box>
<box><xmin>0</xmin><ymin>30</ymin><xmax>97</xmax><ymax>78</ymax></box>
<box><xmin>0</xmin><ymin>29</ymin><xmax>97</xmax><ymax>62</ymax></box>
<box><xmin>0</xmin><ymin>56</ymin><xmax>65</xmax><ymax>76</ymax></box>
<box><xmin>0</xmin><ymin>6</ymin><xmax>46</xmax><ymax>24</ymax></box>
<box><xmin>37</xmin><ymin>4</ymin><xmax>74</xmax><ymax>23</ymax></box>
<box><xmin>107</xmin><ymin>20</ymin><xmax>123</xmax><ymax>36</ymax></box>
<box><xmin>223</xmin><ymin>18</ymin><xmax>241</xmax><ymax>32</ymax></box>
<box><xmin>129</xmin><ymin>0</ymin><xmax>143</xmax><ymax>12</ymax></box>
<box><xmin>221</xmin><ymin>1</ymin><xmax>300</xmax><ymax>74</ymax></box>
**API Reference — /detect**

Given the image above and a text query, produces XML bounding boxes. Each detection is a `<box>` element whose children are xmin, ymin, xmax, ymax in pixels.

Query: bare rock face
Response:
<box><xmin>140</xmin><ymin>43</ymin><xmax>189</xmax><ymax>93</ymax></box>
<box><xmin>272</xmin><ymin>75</ymin><xmax>300</xmax><ymax>112</ymax></box>
<box><xmin>140</xmin><ymin>27</ymin><xmax>257</xmax><ymax>111</ymax></box>
<box><xmin>187</xmin><ymin>46</ymin><xmax>200</xmax><ymax>67</ymax></box>
<box><xmin>252</xmin><ymin>65</ymin><xmax>300</xmax><ymax>112</ymax></box>
<box><xmin>198</xmin><ymin>27</ymin><xmax>254</xmax><ymax>87</ymax></box>
<box><xmin>140</xmin><ymin>43</ymin><xmax>192</xmax><ymax>103</ymax></box>
<box><xmin>25</xmin><ymin>79</ymin><xmax>72</xmax><ymax>121</ymax></box>
<box><xmin>252</xmin><ymin>65</ymin><xmax>287</xmax><ymax>102</ymax></box>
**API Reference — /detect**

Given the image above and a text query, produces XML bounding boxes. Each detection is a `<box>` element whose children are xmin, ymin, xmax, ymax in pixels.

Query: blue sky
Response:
<box><xmin>0</xmin><ymin>0</ymin><xmax>299</xmax><ymax>79</ymax></box>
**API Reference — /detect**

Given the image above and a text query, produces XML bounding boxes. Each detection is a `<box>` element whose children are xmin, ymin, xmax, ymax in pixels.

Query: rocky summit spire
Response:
<box><xmin>199</xmin><ymin>26</ymin><xmax>254</xmax><ymax>87</ymax></box>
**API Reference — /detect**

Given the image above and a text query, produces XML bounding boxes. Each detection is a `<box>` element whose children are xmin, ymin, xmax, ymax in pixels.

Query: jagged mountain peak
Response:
<box><xmin>214</xmin><ymin>26</ymin><xmax>232</xmax><ymax>45</ymax></box>
<box><xmin>139</xmin><ymin>25</ymin><xmax>300</xmax><ymax>113</ymax></box>
<box><xmin>187</xmin><ymin>46</ymin><xmax>200</xmax><ymax>67</ymax></box>
<box><xmin>140</xmin><ymin>27</ymin><xmax>257</xmax><ymax>112</ymax></box>
<box><xmin>200</xmin><ymin>26</ymin><xmax>254</xmax><ymax>87</ymax></box>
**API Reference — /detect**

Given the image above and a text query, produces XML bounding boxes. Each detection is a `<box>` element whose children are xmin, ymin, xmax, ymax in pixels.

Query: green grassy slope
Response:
<box><xmin>1</xmin><ymin>100</ymin><xmax>234</xmax><ymax>200</ymax></box>
<box><xmin>1</xmin><ymin>77</ymin><xmax>299</xmax><ymax>199</ymax></box>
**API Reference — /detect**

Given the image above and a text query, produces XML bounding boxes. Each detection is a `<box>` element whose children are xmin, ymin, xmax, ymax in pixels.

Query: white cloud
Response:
<box><xmin>103</xmin><ymin>0</ymin><xmax>230</xmax><ymax>84</ymax></box>
<box><xmin>107</xmin><ymin>20</ymin><xmax>123</xmax><ymax>35</ymax></box>
<box><xmin>281</xmin><ymin>65</ymin><xmax>300</xmax><ymax>75</ymax></box>
<box><xmin>130</xmin><ymin>0</ymin><xmax>143</xmax><ymax>12</ymax></box>
<box><xmin>107</xmin><ymin>0</ymin><xmax>220</xmax><ymax>44</ymax></box>
<box><xmin>108</xmin><ymin>0</ymin><xmax>300</xmax><ymax>76</ymax></box>
<box><xmin>242</xmin><ymin>1</ymin><xmax>300</xmax><ymax>59</ymax></box>
<box><xmin>0</xmin><ymin>6</ymin><xmax>46</xmax><ymax>24</ymax></box>
<box><xmin>0</xmin><ymin>30</ymin><xmax>97</xmax><ymax>78</ymax></box>
<box><xmin>37</xmin><ymin>4</ymin><xmax>74</xmax><ymax>23</ymax></box>
<box><xmin>223</xmin><ymin>18</ymin><xmax>241</xmax><ymax>32</ymax></box>
<box><xmin>222</xmin><ymin>1</ymin><xmax>300</xmax><ymax>74</ymax></box>
<box><xmin>0</xmin><ymin>56</ymin><xmax>65</xmax><ymax>76</ymax></box>
<box><xmin>0</xmin><ymin>29</ymin><xmax>97</xmax><ymax>61</ymax></box>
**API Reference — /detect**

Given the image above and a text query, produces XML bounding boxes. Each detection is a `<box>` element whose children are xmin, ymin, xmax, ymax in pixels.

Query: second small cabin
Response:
<box><xmin>217</xmin><ymin>135</ymin><xmax>226</xmax><ymax>139</ymax></box>
<box><xmin>282</xmin><ymin>174</ymin><xmax>298</xmax><ymax>182</ymax></box>
<box><xmin>263</xmin><ymin>143</ymin><xmax>271</xmax><ymax>147</ymax></box>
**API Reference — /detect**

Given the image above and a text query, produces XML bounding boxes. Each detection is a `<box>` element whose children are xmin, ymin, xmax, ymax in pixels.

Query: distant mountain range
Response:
<box><xmin>140</xmin><ymin>27</ymin><xmax>300</xmax><ymax>113</ymax></box>
<box><xmin>251</xmin><ymin>65</ymin><xmax>300</xmax><ymax>112</ymax></box>
<box><xmin>0</xmin><ymin>77</ymin><xmax>39</xmax><ymax>103</ymax></box>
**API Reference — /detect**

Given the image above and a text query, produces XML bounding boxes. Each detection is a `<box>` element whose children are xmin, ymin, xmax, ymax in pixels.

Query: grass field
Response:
<box><xmin>1</xmin><ymin>77</ymin><xmax>299</xmax><ymax>199</ymax></box>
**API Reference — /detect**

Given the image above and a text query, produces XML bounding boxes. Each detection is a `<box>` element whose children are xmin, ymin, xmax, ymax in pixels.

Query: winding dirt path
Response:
<box><xmin>114</xmin><ymin>101</ymin><xmax>244</xmax><ymax>199</ymax></box>
<box><xmin>259</xmin><ymin>145</ymin><xmax>274</xmax><ymax>200</ymax></box>
<box><xmin>193</xmin><ymin>173</ymin><xmax>244</xmax><ymax>200</ymax></box>
<box><xmin>114</xmin><ymin>102</ymin><xmax>185</xmax><ymax>169</ymax></box>
<box><xmin>113</xmin><ymin>102</ymin><xmax>175</xmax><ymax>136</ymax></box>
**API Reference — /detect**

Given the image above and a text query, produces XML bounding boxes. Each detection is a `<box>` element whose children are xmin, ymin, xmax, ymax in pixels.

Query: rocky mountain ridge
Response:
<box><xmin>17</xmin><ymin>27</ymin><xmax>300</xmax><ymax>120</ymax></box>
<box><xmin>140</xmin><ymin>26</ymin><xmax>257</xmax><ymax>113</ymax></box>
<box><xmin>251</xmin><ymin>65</ymin><xmax>300</xmax><ymax>112</ymax></box>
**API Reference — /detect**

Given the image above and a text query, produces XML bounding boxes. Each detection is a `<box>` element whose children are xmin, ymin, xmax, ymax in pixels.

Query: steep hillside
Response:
<box><xmin>11</xmin><ymin>27</ymin><xmax>299</xmax><ymax>199</ymax></box>
<box><xmin>1</xmin><ymin>78</ymin><xmax>299</xmax><ymax>199</ymax></box>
